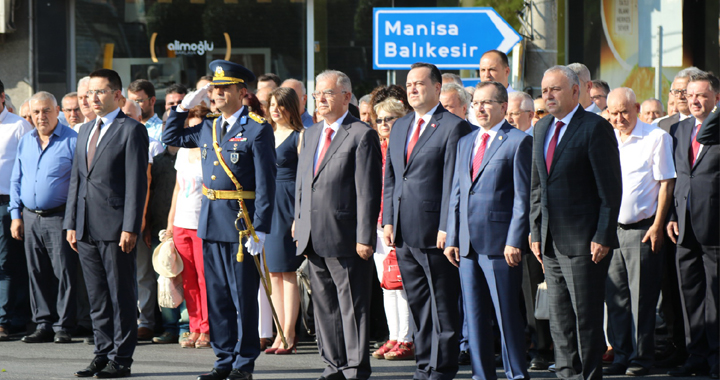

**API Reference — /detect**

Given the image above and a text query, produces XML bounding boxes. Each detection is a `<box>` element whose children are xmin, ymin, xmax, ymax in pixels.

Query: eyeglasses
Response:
<box><xmin>63</xmin><ymin>107</ymin><xmax>81</xmax><ymax>113</ymax></box>
<box><xmin>670</xmin><ymin>89</ymin><xmax>687</xmax><ymax>96</ymax></box>
<box><xmin>86</xmin><ymin>89</ymin><xmax>115</xmax><ymax>96</ymax></box>
<box><xmin>590</xmin><ymin>95</ymin><xmax>607</xmax><ymax>101</ymax></box>
<box><xmin>507</xmin><ymin>110</ymin><xmax>531</xmax><ymax>117</ymax></box>
<box><xmin>471</xmin><ymin>100</ymin><xmax>502</xmax><ymax>109</ymax></box>
<box><xmin>311</xmin><ymin>90</ymin><xmax>347</xmax><ymax>99</ymax></box>
<box><xmin>535</xmin><ymin>109</ymin><xmax>547</xmax><ymax>116</ymax></box>
<box><xmin>132</xmin><ymin>98</ymin><xmax>150</xmax><ymax>104</ymax></box>
<box><xmin>375</xmin><ymin>116</ymin><xmax>398</xmax><ymax>125</ymax></box>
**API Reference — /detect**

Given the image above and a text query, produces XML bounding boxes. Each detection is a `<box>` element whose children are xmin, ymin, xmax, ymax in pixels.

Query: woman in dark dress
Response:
<box><xmin>264</xmin><ymin>87</ymin><xmax>304</xmax><ymax>354</ymax></box>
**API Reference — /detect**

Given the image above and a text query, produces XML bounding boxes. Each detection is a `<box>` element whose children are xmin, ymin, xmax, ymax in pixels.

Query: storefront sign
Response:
<box><xmin>167</xmin><ymin>40</ymin><xmax>215</xmax><ymax>56</ymax></box>
<box><xmin>373</xmin><ymin>7</ymin><xmax>522</xmax><ymax>70</ymax></box>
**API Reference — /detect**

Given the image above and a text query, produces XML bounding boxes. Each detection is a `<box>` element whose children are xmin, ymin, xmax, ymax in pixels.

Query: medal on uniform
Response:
<box><xmin>233</xmin><ymin>143</ymin><xmax>238</xmax><ymax>150</ymax></box>
<box><xmin>202</xmin><ymin>148</ymin><xmax>207</xmax><ymax>160</ymax></box>
<box><xmin>231</xmin><ymin>152</ymin><xmax>239</xmax><ymax>163</ymax></box>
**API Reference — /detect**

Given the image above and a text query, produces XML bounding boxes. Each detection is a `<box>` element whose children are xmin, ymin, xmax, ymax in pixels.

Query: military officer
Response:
<box><xmin>163</xmin><ymin>60</ymin><xmax>276</xmax><ymax>380</ymax></box>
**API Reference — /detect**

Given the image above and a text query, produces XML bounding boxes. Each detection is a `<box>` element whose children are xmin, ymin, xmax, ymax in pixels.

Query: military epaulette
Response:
<box><xmin>248</xmin><ymin>112</ymin><xmax>267</xmax><ymax>124</ymax></box>
<box><xmin>206</xmin><ymin>112</ymin><xmax>221</xmax><ymax>119</ymax></box>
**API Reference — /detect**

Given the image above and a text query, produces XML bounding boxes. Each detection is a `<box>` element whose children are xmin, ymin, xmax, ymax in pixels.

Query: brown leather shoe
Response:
<box><xmin>259</xmin><ymin>338</ymin><xmax>272</xmax><ymax>351</ymax></box>
<box><xmin>137</xmin><ymin>327</ymin><xmax>154</xmax><ymax>341</ymax></box>
<box><xmin>0</xmin><ymin>326</ymin><xmax>8</xmax><ymax>341</ymax></box>
<box><xmin>195</xmin><ymin>333</ymin><xmax>211</xmax><ymax>348</ymax></box>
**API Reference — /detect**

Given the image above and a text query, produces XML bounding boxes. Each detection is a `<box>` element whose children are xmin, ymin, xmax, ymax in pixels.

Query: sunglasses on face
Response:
<box><xmin>375</xmin><ymin>116</ymin><xmax>398</xmax><ymax>125</ymax></box>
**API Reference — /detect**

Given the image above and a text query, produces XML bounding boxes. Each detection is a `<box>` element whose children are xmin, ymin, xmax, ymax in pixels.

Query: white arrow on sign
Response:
<box><xmin>485</xmin><ymin>10</ymin><xmax>522</xmax><ymax>52</ymax></box>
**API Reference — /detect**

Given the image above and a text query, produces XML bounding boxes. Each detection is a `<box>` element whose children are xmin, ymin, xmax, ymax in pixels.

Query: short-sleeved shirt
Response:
<box><xmin>0</xmin><ymin>106</ymin><xmax>33</xmax><ymax>194</ymax></box>
<box><xmin>173</xmin><ymin>148</ymin><xmax>203</xmax><ymax>230</ymax></box>
<box><xmin>144</xmin><ymin>114</ymin><xmax>164</xmax><ymax>143</ymax></box>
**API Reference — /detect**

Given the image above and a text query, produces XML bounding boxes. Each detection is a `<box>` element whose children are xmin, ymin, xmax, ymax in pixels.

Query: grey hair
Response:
<box><xmin>30</xmin><ymin>91</ymin><xmax>58</xmax><ymax>107</ymax></box>
<box><xmin>359</xmin><ymin>94</ymin><xmax>372</xmax><ymax>105</ymax></box>
<box><xmin>640</xmin><ymin>98</ymin><xmax>664</xmax><ymax>113</ymax></box>
<box><xmin>123</xmin><ymin>99</ymin><xmax>142</xmax><ymax>119</ymax></box>
<box><xmin>316</xmin><ymin>70</ymin><xmax>352</xmax><ymax>94</ymax></box>
<box><xmin>567</xmin><ymin>63</ymin><xmax>591</xmax><ymax>83</ymax></box>
<box><xmin>508</xmin><ymin>91</ymin><xmax>534</xmax><ymax>112</ymax></box>
<box><xmin>608</xmin><ymin>87</ymin><xmax>636</xmax><ymax>105</ymax></box>
<box><xmin>281</xmin><ymin>78</ymin><xmax>306</xmax><ymax>96</ymax></box>
<box><xmin>441</xmin><ymin>83</ymin><xmax>471</xmax><ymax>106</ymax></box>
<box><xmin>441</xmin><ymin>73</ymin><xmax>463</xmax><ymax>86</ymax></box>
<box><xmin>674</xmin><ymin>66</ymin><xmax>703</xmax><ymax>81</ymax></box>
<box><xmin>77</xmin><ymin>76</ymin><xmax>91</xmax><ymax>90</ymax></box>
<box><xmin>544</xmin><ymin>65</ymin><xmax>580</xmax><ymax>88</ymax></box>
<box><xmin>374</xmin><ymin>98</ymin><xmax>407</xmax><ymax>117</ymax></box>
<box><xmin>62</xmin><ymin>92</ymin><xmax>78</xmax><ymax>104</ymax></box>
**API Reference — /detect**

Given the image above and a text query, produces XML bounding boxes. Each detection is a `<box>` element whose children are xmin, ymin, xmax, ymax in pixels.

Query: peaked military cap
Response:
<box><xmin>209</xmin><ymin>60</ymin><xmax>256</xmax><ymax>86</ymax></box>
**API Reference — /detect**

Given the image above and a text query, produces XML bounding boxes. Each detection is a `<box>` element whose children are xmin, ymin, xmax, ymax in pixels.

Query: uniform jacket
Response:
<box><xmin>64</xmin><ymin>110</ymin><xmax>149</xmax><ymax>240</ymax></box>
<box><xmin>163</xmin><ymin>107</ymin><xmax>276</xmax><ymax>242</ymax></box>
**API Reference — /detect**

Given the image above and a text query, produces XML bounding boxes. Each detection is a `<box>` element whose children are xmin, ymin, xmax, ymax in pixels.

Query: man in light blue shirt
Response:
<box><xmin>127</xmin><ymin>79</ymin><xmax>163</xmax><ymax>142</ymax></box>
<box><xmin>9</xmin><ymin>92</ymin><xmax>78</xmax><ymax>344</ymax></box>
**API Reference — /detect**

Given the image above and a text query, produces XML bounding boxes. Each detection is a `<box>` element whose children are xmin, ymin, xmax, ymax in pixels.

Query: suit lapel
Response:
<box><xmin>535</xmin><ymin>116</ymin><xmax>552</xmax><ymax>177</ymax></box>
<box><xmin>78</xmin><ymin>120</ymin><xmax>92</xmax><ymax>173</ymax></box>
<box><xmin>88</xmin><ymin>114</ymin><xmax>125</xmax><ymax>174</ymax></box>
<box><xmin>313</xmin><ymin>116</ymin><xmax>351</xmax><ymax>179</ymax></box>
<box><xmin>395</xmin><ymin>116</ymin><xmax>412</xmax><ymax>170</ymax></box>
<box><xmin>304</xmin><ymin>123</ymin><xmax>322</xmax><ymax>175</ymax></box>
<box><xmin>549</xmin><ymin>107</ymin><xmax>585</xmax><ymax>176</ymax></box>
<box><xmin>406</xmin><ymin>105</ymin><xmax>444</xmax><ymax>170</ymax></box>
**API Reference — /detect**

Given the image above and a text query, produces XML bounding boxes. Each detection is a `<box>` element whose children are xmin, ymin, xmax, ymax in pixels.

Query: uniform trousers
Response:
<box><xmin>308</xmin><ymin>248</ymin><xmax>372</xmax><ymax>380</ymax></box>
<box><xmin>77</xmin><ymin>236</ymin><xmax>137</xmax><ymax>367</ymax></box>
<box><xmin>543</xmin><ymin>234</ymin><xmax>610</xmax><ymax>380</ymax></box>
<box><xmin>606</xmin><ymin>223</ymin><xmax>662</xmax><ymax>368</ymax></box>
<box><xmin>22</xmin><ymin>210</ymin><xmax>77</xmax><ymax>332</ymax></box>
<box><xmin>203</xmin><ymin>240</ymin><xmax>260</xmax><ymax>372</ymax></box>
<box><xmin>396</xmin><ymin>245</ymin><xmax>461</xmax><ymax>380</ymax></box>
<box><xmin>173</xmin><ymin>226</ymin><xmax>208</xmax><ymax>334</ymax></box>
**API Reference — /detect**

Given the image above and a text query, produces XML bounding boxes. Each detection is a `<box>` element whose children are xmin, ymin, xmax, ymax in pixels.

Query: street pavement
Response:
<box><xmin>0</xmin><ymin>335</ymin><xmax>694</xmax><ymax>380</ymax></box>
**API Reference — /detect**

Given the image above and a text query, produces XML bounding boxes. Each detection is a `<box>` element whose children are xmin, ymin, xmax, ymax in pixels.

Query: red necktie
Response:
<box><xmin>87</xmin><ymin>119</ymin><xmax>103</xmax><ymax>169</ymax></box>
<box><xmin>690</xmin><ymin>124</ymin><xmax>701</xmax><ymax>166</ymax></box>
<box><xmin>406</xmin><ymin>118</ymin><xmax>424</xmax><ymax>164</ymax></box>
<box><xmin>315</xmin><ymin>128</ymin><xmax>334</xmax><ymax>175</ymax></box>
<box><xmin>546</xmin><ymin>121</ymin><xmax>564</xmax><ymax>174</ymax></box>
<box><xmin>472</xmin><ymin>133</ymin><xmax>490</xmax><ymax>179</ymax></box>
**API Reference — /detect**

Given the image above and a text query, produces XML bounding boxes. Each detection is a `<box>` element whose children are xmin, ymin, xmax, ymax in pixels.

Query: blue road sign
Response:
<box><xmin>373</xmin><ymin>7</ymin><xmax>522</xmax><ymax>70</ymax></box>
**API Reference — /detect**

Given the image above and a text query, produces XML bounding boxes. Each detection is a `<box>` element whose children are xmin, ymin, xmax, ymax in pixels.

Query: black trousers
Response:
<box><xmin>77</xmin><ymin>235</ymin><xmax>137</xmax><ymax>367</ymax></box>
<box><xmin>396</xmin><ymin>245</ymin><xmax>460</xmax><ymax>380</ymax></box>
<box><xmin>22</xmin><ymin>210</ymin><xmax>77</xmax><ymax>332</ymax></box>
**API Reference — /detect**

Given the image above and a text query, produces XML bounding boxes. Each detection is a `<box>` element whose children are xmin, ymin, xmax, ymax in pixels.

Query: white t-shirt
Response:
<box><xmin>148</xmin><ymin>137</ymin><xmax>165</xmax><ymax>164</ymax></box>
<box><xmin>173</xmin><ymin>148</ymin><xmax>203</xmax><ymax>230</ymax></box>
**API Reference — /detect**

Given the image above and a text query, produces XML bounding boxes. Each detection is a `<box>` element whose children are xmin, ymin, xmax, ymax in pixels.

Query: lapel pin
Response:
<box><xmin>431</xmin><ymin>123</ymin><xmax>437</xmax><ymax>128</ymax></box>
<box><xmin>498</xmin><ymin>136</ymin><xmax>503</xmax><ymax>140</ymax></box>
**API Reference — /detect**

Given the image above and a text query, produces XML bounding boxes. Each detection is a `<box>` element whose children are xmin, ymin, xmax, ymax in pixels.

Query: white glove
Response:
<box><xmin>179</xmin><ymin>83</ymin><xmax>212</xmax><ymax>111</ymax></box>
<box><xmin>245</xmin><ymin>231</ymin><xmax>266</xmax><ymax>256</ymax></box>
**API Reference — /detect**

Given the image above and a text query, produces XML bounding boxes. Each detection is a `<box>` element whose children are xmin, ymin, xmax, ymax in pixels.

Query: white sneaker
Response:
<box><xmin>548</xmin><ymin>364</ymin><xmax>556</xmax><ymax>373</ymax></box>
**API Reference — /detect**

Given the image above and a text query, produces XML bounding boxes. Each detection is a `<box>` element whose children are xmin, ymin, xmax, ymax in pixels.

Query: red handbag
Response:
<box><xmin>381</xmin><ymin>249</ymin><xmax>403</xmax><ymax>290</ymax></box>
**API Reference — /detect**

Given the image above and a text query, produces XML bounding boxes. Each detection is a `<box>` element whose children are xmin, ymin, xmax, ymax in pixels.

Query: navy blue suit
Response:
<box><xmin>383</xmin><ymin>104</ymin><xmax>472</xmax><ymax>380</ymax></box>
<box><xmin>446</xmin><ymin>122</ymin><xmax>532</xmax><ymax>380</ymax></box>
<box><xmin>163</xmin><ymin>106</ymin><xmax>276</xmax><ymax>373</ymax></box>
<box><xmin>64</xmin><ymin>110</ymin><xmax>148</xmax><ymax>367</ymax></box>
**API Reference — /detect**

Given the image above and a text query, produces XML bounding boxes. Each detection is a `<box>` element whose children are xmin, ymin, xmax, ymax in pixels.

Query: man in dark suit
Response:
<box><xmin>529</xmin><ymin>65</ymin><xmax>622</xmax><ymax>380</ymax></box>
<box><xmin>383</xmin><ymin>62</ymin><xmax>472</xmax><ymax>380</ymax></box>
<box><xmin>666</xmin><ymin>72</ymin><xmax>720</xmax><ymax>379</ymax></box>
<box><xmin>657</xmin><ymin>67</ymin><xmax>703</xmax><ymax>132</ymax></box>
<box><xmin>164</xmin><ymin>61</ymin><xmax>276</xmax><ymax>380</ymax></box>
<box><xmin>696</xmin><ymin>104</ymin><xmax>718</xmax><ymax>145</ymax></box>
<box><xmin>294</xmin><ymin>70</ymin><xmax>382</xmax><ymax>380</ymax></box>
<box><xmin>65</xmin><ymin>69</ymin><xmax>149</xmax><ymax>378</ymax></box>
<box><xmin>444</xmin><ymin>81</ymin><xmax>532</xmax><ymax>380</ymax></box>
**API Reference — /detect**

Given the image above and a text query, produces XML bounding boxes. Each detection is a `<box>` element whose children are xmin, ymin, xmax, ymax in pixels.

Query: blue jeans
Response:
<box><xmin>0</xmin><ymin>203</ymin><xmax>30</xmax><ymax>328</ymax></box>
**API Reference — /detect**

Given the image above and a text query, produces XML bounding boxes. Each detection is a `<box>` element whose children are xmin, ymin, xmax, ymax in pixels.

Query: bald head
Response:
<box><xmin>606</xmin><ymin>87</ymin><xmax>639</xmax><ymax>134</ymax></box>
<box><xmin>479</xmin><ymin>50</ymin><xmax>510</xmax><ymax>88</ymax></box>
<box><xmin>281</xmin><ymin>79</ymin><xmax>307</xmax><ymax>109</ymax></box>
<box><xmin>639</xmin><ymin>98</ymin><xmax>665</xmax><ymax>124</ymax></box>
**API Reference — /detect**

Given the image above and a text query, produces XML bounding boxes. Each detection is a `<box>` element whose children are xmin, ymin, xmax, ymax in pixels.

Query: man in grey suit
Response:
<box><xmin>656</xmin><ymin>67</ymin><xmax>703</xmax><ymax>132</ymax></box>
<box><xmin>529</xmin><ymin>66</ymin><xmax>622</xmax><ymax>380</ymax></box>
<box><xmin>294</xmin><ymin>70</ymin><xmax>382</xmax><ymax>380</ymax></box>
<box><xmin>65</xmin><ymin>69</ymin><xmax>149</xmax><ymax>378</ymax></box>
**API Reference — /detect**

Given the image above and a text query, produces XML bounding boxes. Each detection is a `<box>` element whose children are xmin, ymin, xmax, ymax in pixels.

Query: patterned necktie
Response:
<box><xmin>87</xmin><ymin>119</ymin><xmax>103</xmax><ymax>169</ymax></box>
<box><xmin>315</xmin><ymin>128</ymin><xmax>334</xmax><ymax>175</ymax></box>
<box><xmin>690</xmin><ymin>124</ymin><xmax>702</xmax><ymax>166</ymax></box>
<box><xmin>406</xmin><ymin>118</ymin><xmax>424</xmax><ymax>164</ymax></box>
<box><xmin>472</xmin><ymin>133</ymin><xmax>490</xmax><ymax>179</ymax></box>
<box><xmin>220</xmin><ymin>121</ymin><xmax>229</xmax><ymax>141</ymax></box>
<box><xmin>546</xmin><ymin>121</ymin><xmax>565</xmax><ymax>174</ymax></box>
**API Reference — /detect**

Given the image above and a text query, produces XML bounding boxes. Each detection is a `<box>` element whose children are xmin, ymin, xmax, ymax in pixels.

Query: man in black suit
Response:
<box><xmin>383</xmin><ymin>62</ymin><xmax>472</xmax><ymax>380</ymax></box>
<box><xmin>666</xmin><ymin>72</ymin><xmax>720</xmax><ymax>379</ymax></box>
<box><xmin>294</xmin><ymin>70</ymin><xmax>382</xmax><ymax>380</ymax></box>
<box><xmin>529</xmin><ymin>65</ymin><xmax>622</xmax><ymax>380</ymax></box>
<box><xmin>65</xmin><ymin>69</ymin><xmax>149</xmax><ymax>378</ymax></box>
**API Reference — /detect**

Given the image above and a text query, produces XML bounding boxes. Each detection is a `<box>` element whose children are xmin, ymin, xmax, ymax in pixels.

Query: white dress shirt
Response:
<box><xmin>314</xmin><ymin>110</ymin><xmax>348</xmax><ymax>169</ymax></box>
<box><xmin>406</xmin><ymin>103</ymin><xmax>440</xmax><ymax>153</ymax></box>
<box><xmin>616</xmin><ymin>120</ymin><xmax>676</xmax><ymax>224</ymax></box>
<box><xmin>220</xmin><ymin>106</ymin><xmax>246</xmax><ymax>132</ymax></box>
<box><xmin>472</xmin><ymin>120</ymin><xmax>504</xmax><ymax>158</ymax></box>
<box><xmin>0</xmin><ymin>106</ymin><xmax>33</xmax><ymax>194</ymax></box>
<box><xmin>585</xmin><ymin>102</ymin><xmax>602</xmax><ymax>114</ymax></box>
<box><xmin>86</xmin><ymin>107</ymin><xmax>121</xmax><ymax>152</ymax></box>
<box><xmin>544</xmin><ymin>104</ymin><xmax>580</xmax><ymax>160</ymax></box>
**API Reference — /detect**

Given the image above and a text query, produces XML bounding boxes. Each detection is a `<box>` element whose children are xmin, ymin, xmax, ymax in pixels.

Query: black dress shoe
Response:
<box><xmin>458</xmin><ymin>350</ymin><xmax>471</xmax><ymax>365</ymax></box>
<box><xmin>55</xmin><ymin>330</ymin><xmax>72</xmax><ymax>343</ymax></box>
<box><xmin>625</xmin><ymin>365</ymin><xmax>649</xmax><ymax>376</ymax></box>
<box><xmin>197</xmin><ymin>368</ymin><xmax>231</xmax><ymax>380</ymax></box>
<box><xmin>667</xmin><ymin>362</ymin><xmax>709</xmax><ymax>377</ymax></box>
<box><xmin>603</xmin><ymin>363</ymin><xmax>628</xmax><ymax>375</ymax></box>
<box><xmin>529</xmin><ymin>356</ymin><xmax>550</xmax><ymax>370</ymax></box>
<box><xmin>495</xmin><ymin>354</ymin><xmax>503</xmax><ymax>368</ymax></box>
<box><xmin>94</xmin><ymin>361</ymin><xmax>131</xmax><ymax>378</ymax></box>
<box><xmin>75</xmin><ymin>356</ymin><xmax>109</xmax><ymax>378</ymax></box>
<box><xmin>22</xmin><ymin>329</ymin><xmax>54</xmax><ymax>343</ymax></box>
<box><xmin>226</xmin><ymin>369</ymin><xmax>252</xmax><ymax>380</ymax></box>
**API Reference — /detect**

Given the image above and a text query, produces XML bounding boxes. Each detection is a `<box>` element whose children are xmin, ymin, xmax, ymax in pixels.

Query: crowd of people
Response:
<box><xmin>0</xmin><ymin>47</ymin><xmax>717</xmax><ymax>380</ymax></box>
